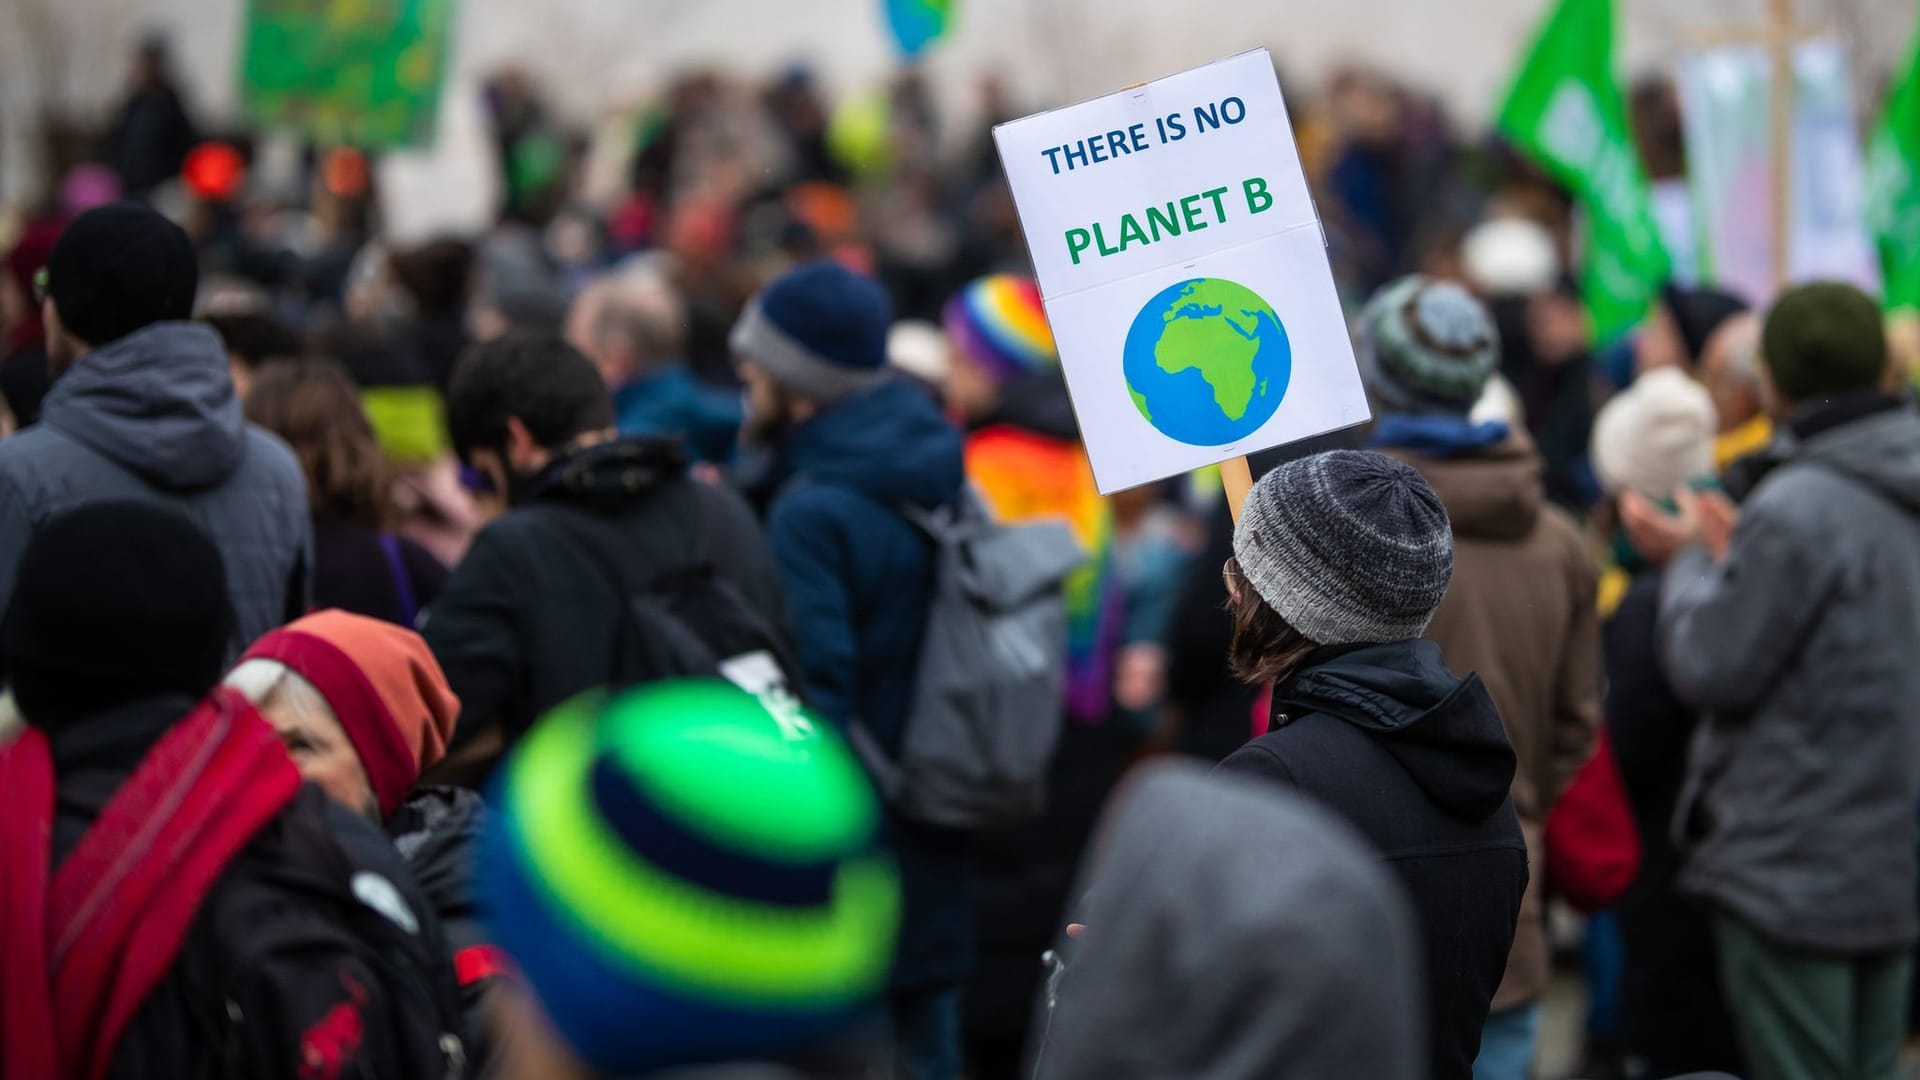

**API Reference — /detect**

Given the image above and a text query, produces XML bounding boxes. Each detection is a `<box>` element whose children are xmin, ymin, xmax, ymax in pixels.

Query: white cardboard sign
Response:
<box><xmin>994</xmin><ymin>49</ymin><xmax>1369</xmax><ymax>493</ymax></box>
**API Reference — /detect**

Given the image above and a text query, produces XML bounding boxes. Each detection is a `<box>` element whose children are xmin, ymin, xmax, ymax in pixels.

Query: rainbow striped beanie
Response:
<box><xmin>479</xmin><ymin>680</ymin><xmax>900</xmax><ymax>1073</ymax></box>
<box><xmin>942</xmin><ymin>274</ymin><xmax>1057</xmax><ymax>383</ymax></box>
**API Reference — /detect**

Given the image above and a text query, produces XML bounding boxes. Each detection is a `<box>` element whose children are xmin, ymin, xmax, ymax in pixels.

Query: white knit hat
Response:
<box><xmin>1462</xmin><ymin>218</ymin><xmax>1561</xmax><ymax>297</ymax></box>
<box><xmin>1590</xmin><ymin>368</ymin><xmax>1718</xmax><ymax>500</ymax></box>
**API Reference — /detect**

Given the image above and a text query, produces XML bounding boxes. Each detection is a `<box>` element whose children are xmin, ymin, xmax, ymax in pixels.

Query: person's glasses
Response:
<box><xmin>31</xmin><ymin>268</ymin><xmax>48</xmax><ymax>306</ymax></box>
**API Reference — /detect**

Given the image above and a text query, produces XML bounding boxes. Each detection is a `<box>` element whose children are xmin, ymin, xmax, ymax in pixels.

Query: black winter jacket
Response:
<box><xmin>47</xmin><ymin>694</ymin><xmax>460</xmax><ymax>1079</ymax></box>
<box><xmin>1605</xmin><ymin>572</ymin><xmax>1742</xmax><ymax>1074</ymax></box>
<box><xmin>426</xmin><ymin>438</ymin><xmax>793</xmax><ymax>760</ymax></box>
<box><xmin>1218</xmin><ymin>640</ymin><xmax>1528</xmax><ymax>1080</ymax></box>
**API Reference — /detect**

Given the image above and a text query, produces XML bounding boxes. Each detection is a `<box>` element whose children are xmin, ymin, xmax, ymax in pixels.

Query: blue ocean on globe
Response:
<box><xmin>1122</xmin><ymin>277</ymin><xmax>1292</xmax><ymax>447</ymax></box>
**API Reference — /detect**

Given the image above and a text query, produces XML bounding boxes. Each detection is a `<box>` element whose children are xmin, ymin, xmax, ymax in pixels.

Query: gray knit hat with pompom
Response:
<box><xmin>1232</xmin><ymin>450</ymin><xmax>1454</xmax><ymax>645</ymax></box>
<box><xmin>1356</xmin><ymin>275</ymin><xmax>1501</xmax><ymax>415</ymax></box>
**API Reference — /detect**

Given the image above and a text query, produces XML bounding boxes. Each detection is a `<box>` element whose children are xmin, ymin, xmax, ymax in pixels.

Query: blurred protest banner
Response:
<box><xmin>994</xmin><ymin>49</ymin><xmax>1366</xmax><ymax>504</ymax></box>
<box><xmin>239</xmin><ymin>0</ymin><xmax>457</xmax><ymax>149</ymax></box>
<box><xmin>1497</xmin><ymin>0</ymin><xmax>1671</xmax><ymax>344</ymax></box>
<box><xmin>1869</xmin><ymin>21</ymin><xmax>1920</xmax><ymax>312</ymax></box>
<box><xmin>882</xmin><ymin>0</ymin><xmax>955</xmax><ymax>57</ymax></box>
<box><xmin>1678</xmin><ymin>38</ymin><xmax>1880</xmax><ymax>307</ymax></box>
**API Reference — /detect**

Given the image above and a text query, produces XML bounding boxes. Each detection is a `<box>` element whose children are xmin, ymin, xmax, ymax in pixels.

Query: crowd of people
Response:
<box><xmin>1</xmin><ymin>37</ymin><xmax>1919</xmax><ymax>1080</ymax></box>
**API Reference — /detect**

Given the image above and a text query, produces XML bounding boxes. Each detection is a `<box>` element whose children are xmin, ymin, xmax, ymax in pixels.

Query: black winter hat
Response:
<box><xmin>1762</xmin><ymin>282</ymin><xmax>1889</xmax><ymax>403</ymax></box>
<box><xmin>2</xmin><ymin>501</ymin><xmax>234</xmax><ymax>727</ymax></box>
<box><xmin>46</xmin><ymin>202</ymin><xmax>199</xmax><ymax>347</ymax></box>
<box><xmin>1661</xmin><ymin>284</ymin><xmax>1750</xmax><ymax>367</ymax></box>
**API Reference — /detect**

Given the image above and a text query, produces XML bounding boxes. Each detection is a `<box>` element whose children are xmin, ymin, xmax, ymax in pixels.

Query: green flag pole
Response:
<box><xmin>1496</xmin><ymin>0</ymin><xmax>1671</xmax><ymax>343</ymax></box>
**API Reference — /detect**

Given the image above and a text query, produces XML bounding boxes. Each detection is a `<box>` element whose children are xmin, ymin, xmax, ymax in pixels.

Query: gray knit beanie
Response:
<box><xmin>1356</xmin><ymin>275</ymin><xmax>1501</xmax><ymax>415</ymax></box>
<box><xmin>1232</xmin><ymin>451</ymin><xmax>1454</xmax><ymax>646</ymax></box>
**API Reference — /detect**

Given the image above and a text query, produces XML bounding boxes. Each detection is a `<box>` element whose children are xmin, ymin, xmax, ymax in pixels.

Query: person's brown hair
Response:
<box><xmin>1225</xmin><ymin>556</ymin><xmax>1322</xmax><ymax>687</ymax></box>
<box><xmin>245</xmin><ymin>359</ymin><xmax>393</xmax><ymax>529</ymax></box>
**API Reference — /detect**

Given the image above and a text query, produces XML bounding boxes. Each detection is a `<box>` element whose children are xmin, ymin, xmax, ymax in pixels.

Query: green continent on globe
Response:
<box><xmin>1152</xmin><ymin>280</ymin><xmax>1271</xmax><ymax>421</ymax></box>
<box><xmin>1128</xmin><ymin>384</ymin><xmax>1152</xmax><ymax>421</ymax></box>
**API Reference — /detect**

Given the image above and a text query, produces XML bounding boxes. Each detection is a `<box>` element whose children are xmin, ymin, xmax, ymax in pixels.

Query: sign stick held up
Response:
<box><xmin>1221</xmin><ymin>456</ymin><xmax>1254</xmax><ymax>523</ymax></box>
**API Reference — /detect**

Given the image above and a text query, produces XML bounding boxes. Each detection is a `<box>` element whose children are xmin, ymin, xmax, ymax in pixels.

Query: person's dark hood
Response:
<box><xmin>1392</xmin><ymin>434</ymin><xmax>1544</xmax><ymax>541</ymax></box>
<box><xmin>522</xmin><ymin>435</ymin><xmax>688</xmax><ymax>513</ymax></box>
<box><xmin>1277</xmin><ymin>640</ymin><xmax>1516</xmax><ymax>820</ymax></box>
<box><xmin>981</xmin><ymin>366</ymin><xmax>1080</xmax><ymax>442</ymax></box>
<box><xmin>1033</xmin><ymin>762</ymin><xmax>1422</xmax><ymax>1080</ymax></box>
<box><xmin>782</xmin><ymin>377</ymin><xmax>964</xmax><ymax>509</ymax></box>
<box><xmin>41</xmin><ymin>321</ymin><xmax>247</xmax><ymax>490</ymax></box>
<box><xmin>388</xmin><ymin>785</ymin><xmax>485</xmax><ymax>923</ymax></box>
<box><xmin>1794</xmin><ymin>400</ymin><xmax>1920</xmax><ymax>513</ymax></box>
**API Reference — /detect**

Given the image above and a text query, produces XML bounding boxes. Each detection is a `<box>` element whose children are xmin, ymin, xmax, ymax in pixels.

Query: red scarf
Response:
<box><xmin>1</xmin><ymin>689</ymin><xmax>301</xmax><ymax>1080</ymax></box>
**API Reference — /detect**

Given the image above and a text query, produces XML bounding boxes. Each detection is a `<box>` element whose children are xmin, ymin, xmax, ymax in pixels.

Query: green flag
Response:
<box><xmin>1868</xmin><ymin>21</ymin><xmax>1920</xmax><ymax>312</ymax></box>
<box><xmin>239</xmin><ymin>0</ymin><xmax>456</xmax><ymax>150</ymax></box>
<box><xmin>1497</xmin><ymin>0</ymin><xmax>1670</xmax><ymax>342</ymax></box>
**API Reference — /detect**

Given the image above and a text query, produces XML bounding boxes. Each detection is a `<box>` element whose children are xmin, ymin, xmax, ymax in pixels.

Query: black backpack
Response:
<box><xmin>179</xmin><ymin>787</ymin><xmax>470</xmax><ymax>1079</ymax></box>
<box><xmin>534</xmin><ymin>492</ymin><xmax>801</xmax><ymax>700</ymax></box>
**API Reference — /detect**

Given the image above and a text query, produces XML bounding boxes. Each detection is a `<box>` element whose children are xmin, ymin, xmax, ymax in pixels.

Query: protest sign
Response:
<box><xmin>994</xmin><ymin>49</ymin><xmax>1367</xmax><ymax>499</ymax></box>
<box><xmin>239</xmin><ymin>0</ymin><xmax>457</xmax><ymax>150</ymax></box>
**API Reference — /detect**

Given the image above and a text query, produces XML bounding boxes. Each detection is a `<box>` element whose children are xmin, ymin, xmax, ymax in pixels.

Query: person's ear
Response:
<box><xmin>505</xmin><ymin>416</ymin><xmax>540</xmax><ymax>469</ymax></box>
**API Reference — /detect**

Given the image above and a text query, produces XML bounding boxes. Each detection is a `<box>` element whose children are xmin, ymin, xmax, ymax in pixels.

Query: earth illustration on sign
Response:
<box><xmin>1122</xmin><ymin>277</ymin><xmax>1292</xmax><ymax>446</ymax></box>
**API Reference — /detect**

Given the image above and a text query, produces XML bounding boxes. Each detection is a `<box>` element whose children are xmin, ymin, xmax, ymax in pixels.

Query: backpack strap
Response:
<box><xmin>532</xmin><ymin>499</ymin><xmax>719</xmax><ymax>680</ymax></box>
<box><xmin>47</xmin><ymin>691</ymin><xmax>302</xmax><ymax>1080</ymax></box>
<box><xmin>0</xmin><ymin>727</ymin><xmax>57</xmax><ymax>1080</ymax></box>
<box><xmin>532</xmin><ymin>493</ymin><xmax>801</xmax><ymax>696</ymax></box>
<box><xmin>379</xmin><ymin>533</ymin><xmax>421</xmax><ymax>628</ymax></box>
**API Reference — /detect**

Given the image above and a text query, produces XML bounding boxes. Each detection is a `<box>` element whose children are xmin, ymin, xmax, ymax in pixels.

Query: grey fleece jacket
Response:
<box><xmin>0</xmin><ymin>322</ymin><xmax>310</xmax><ymax>663</ymax></box>
<box><xmin>1661</xmin><ymin>407</ymin><xmax>1920</xmax><ymax>954</ymax></box>
<box><xmin>1032</xmin><ymin>762</ymin><xmax>1423</xmax><ymax>1080</ymax></box>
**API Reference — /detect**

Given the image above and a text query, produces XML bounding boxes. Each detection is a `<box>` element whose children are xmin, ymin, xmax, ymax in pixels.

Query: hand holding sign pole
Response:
<box><xmin>994</xmin><ymin>49</ymin><xmax>1367</xmax><ymax>522</ymax></box>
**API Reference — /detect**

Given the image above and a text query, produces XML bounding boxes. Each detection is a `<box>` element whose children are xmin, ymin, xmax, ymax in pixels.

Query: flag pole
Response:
<box><xmin>1770</xmin><ymin>0</ymin><xmax>1796</xmax><ymax>290</ymax></box>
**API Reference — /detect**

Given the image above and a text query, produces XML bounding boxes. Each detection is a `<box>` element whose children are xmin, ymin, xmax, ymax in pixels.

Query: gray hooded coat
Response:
<box><xmin>1031</xmin><ymin>762</ymin><xmax>1423</xmax><ymax>1080</ymax></box>
<box><xmin>1661</xmin><ymin>406</ymin><xmax>1920</xmax><ymax>954</ymax></box>
<box><xmin>0</xmin><ymin>322</ymin><xmax>309</xmax><ymax>662</ymax></box>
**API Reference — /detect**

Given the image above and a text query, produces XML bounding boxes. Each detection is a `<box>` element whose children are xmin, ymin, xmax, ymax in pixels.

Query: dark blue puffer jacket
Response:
<box><xmin>763</xmin><ymin>376</ymin><xmax>972</xmax><ymax>991</ymax></box>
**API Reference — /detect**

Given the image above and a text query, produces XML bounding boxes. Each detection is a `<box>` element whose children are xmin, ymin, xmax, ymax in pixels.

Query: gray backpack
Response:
<box><xmin>851</xmin><ymin>489</ymin><xmax>1088</xmax><ymax>828</ymax></box>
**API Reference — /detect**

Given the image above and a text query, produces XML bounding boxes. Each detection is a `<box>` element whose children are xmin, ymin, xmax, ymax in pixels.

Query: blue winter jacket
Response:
<box><xmin>612</xmin><ymin>365</ymin><xmax>742</xmax><ymax>464</ymax></box>
<box><xmin>764</xmin><ymin>377</ymin><xmax>972</xmax><ymax>990</ymax></box>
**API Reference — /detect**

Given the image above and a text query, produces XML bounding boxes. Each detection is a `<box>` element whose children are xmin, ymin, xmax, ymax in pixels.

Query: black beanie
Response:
<box><xmin>2</xmin><ymin>501</ymin><xmax>234</xmax><ymax>727</ymax></box>
<box><xmin>1661</xmin><ymin>284</ymin><xmax>1750</xmax><ymax>367</ymax></box>
<box><xmin>1762</xmin><ymin>282</ymin><xmax>1888</xmax><ymax>404</ymax></box>
<box><xmin>46</xmin><ymin>202</ymin><xmax>199</xmax><ymax>348</ymax></box>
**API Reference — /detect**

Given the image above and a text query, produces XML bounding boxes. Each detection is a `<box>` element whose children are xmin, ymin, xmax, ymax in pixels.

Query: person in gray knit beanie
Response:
<box><xmin>1232</xmin><ymin>449</ymin><xmax>1454</xmax><ymax>648</ymax></box>
<box><xmin>1216</xmin><ymin>448</ymin><xmax>1525</xmax><ymax>1080</ymax></box>
<box><xmin>1357</xmin><ymin>276</ymin><xmax>1502</xmax><ymax>416</ymax></box>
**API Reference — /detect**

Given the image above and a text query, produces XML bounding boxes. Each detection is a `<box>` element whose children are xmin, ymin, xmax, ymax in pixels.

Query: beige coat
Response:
<box><xmin>1387</xmin><ymin>436</ymin><xmax>1600</xmax><ymax>1012</ymax></box>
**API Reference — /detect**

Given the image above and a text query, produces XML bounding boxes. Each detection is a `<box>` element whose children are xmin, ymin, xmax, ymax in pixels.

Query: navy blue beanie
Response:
<box><xmin>731</xmin><ymin>260</ymin><xmax>893</xmax><ymax>403</ymax></box>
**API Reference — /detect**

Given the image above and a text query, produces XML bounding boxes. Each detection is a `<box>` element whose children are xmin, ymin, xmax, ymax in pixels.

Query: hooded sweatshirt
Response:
<box><xmin>1382</xmin><ymin>432</ymin><xmax>1599</xmax><ymax>1012</ymax></box>
<box><xmin>762</xmin><ymin>376</ymin><xmax>972</xmax><ymax>992</ymax></box>
<box><xmin>1034</xmin><ymin>762</ymin><xmax>1423</xmax><ymax>1080</ymax></box>
<box><xmin>1661</xmin><ymin>402</ymin><xmax>1920</xmax><ymax>953</ymax></box>
<box><xmin>1219</xmin><ymin>639</ymin><xmax>1528</xmax><ymax>1080</ymax></box>
<box><xmin>0</xmin><ymin>323</ymin><xmax>310</xmax><ymax>662</ymax></box>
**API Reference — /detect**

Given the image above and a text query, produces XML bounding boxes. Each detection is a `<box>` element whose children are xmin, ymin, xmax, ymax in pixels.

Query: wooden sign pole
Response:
<box><xmin>1768</xmin><ymin>0</ymin><xmax>1797</xmax><ymax>291</ymax></box>
<box><xmin>1222</xmin><ymin>455</ymin><xmax>1254</xmax><ymax>523</ymax></box>
<box><xmin>1686</xmin><ymin>0</ymin><xmax>1819</xmax><ymax>293</ymax></box>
